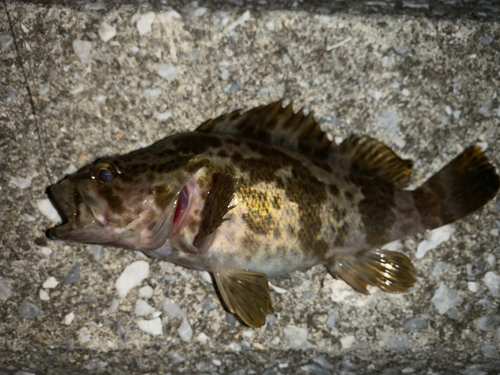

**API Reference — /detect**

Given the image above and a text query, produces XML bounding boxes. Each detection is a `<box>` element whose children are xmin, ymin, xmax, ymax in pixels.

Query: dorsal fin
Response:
<box><xmin>196</xmin><ymin>100</ymin><xmax>335</xmax><ymax>159</ymax></box>
<box><xmin>333</xmin><ymin>135</ymin><xmax>413</xmax><ymax>188</ymax></box>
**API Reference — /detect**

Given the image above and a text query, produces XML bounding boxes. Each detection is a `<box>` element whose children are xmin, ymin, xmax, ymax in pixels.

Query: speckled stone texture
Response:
<box><xmin>1</xmin><ymin>1</ymin><xmax>500</xmax><ymax>374</ymax></box>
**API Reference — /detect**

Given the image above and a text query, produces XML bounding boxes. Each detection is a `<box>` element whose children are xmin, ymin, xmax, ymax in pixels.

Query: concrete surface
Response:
<box><xmin>1</xmin><ymin>0</ymin><xmax>500</xmax><ymax>374</ymax></box>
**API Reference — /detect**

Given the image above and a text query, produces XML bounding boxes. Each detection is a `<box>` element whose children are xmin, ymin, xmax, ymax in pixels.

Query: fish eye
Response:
<box><xmin>95</xmin><ymin>162</ymin><xmax>119</xmax><ymax>183</ymax></box>
<box><xmin>98</xmin><ymin>168</ymin><xmax>113</xmax><ymax>182</ymax></box>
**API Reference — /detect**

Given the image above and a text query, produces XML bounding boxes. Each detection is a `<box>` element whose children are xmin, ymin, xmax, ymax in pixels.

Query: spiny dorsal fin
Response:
<box><xmin>334</xmin><ymin>135</ymin><xmax>413</xmax><ymax>188</ymax></box>
<box><xmin>196</xmin><ymin>100</ymin><xmax>335</xmax><ymax>159</ymax></box>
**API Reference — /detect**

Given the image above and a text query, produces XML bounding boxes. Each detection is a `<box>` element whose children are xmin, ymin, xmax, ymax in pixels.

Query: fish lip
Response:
<box><xmin>48</xmin><ymin>181</ymin><xmax>76</xmax><ymax>239</ymax></box>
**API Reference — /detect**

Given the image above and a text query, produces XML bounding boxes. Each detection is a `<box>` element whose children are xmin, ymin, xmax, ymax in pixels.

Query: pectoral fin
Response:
<box><xmin>194</xmin><ymin>173</ymin><xmax>238</xmax><ymax>249</ymax></box>
<box><xmin>326</xmin><ymin>250</ymin><xmax>415</xmax><ymax>294</ymax></box>
<box><xmin>213</xmin><ymin>269</ymin><xmax>273</xmax><ymax>328</ymax></box>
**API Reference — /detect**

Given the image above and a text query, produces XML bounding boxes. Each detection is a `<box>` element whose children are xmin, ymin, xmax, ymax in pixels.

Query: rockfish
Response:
<box><xmin>49</xmin><ymin>101</ymin><xmax>500</xmax><ymax>327</ymax></box>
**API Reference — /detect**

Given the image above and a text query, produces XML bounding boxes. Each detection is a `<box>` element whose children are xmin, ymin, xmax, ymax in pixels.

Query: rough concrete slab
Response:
<box><xmin>1</xmin><ymin>1</ymin><xmax>500</xmax><ymax>374</ymax></box>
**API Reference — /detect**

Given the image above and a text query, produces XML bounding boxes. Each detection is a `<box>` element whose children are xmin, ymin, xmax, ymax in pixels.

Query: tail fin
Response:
<box><xmin>413</xmin><ymin>146</ymin><xmax>499</xmax><ymax>230</ymax></box>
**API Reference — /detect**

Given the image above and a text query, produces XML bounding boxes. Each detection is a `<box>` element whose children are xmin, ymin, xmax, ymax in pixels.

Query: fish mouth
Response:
<box><xmin>48</xmin><ymin>180</ymin><xmax>109</xmax><ymax>243</ymax></box>
<box><xmin>48</xmin><ymin>181</ymin><xmax>76</xmax><ymax>239</ymax></box>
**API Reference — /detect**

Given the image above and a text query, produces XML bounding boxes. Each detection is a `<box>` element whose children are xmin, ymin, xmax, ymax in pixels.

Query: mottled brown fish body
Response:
<box><xmin>49</xmin><ymin>101</ymin><xmax>500</xmax><ymax>327</ymax></box>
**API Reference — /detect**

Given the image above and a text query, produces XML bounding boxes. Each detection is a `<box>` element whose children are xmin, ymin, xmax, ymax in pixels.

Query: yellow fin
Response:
<box><xmin>196</xmin><ymin>101</ymin><xmax>335</xmax><ymax>159</ymax></box>
<box><xmin>327</xmin><ymin>250</ymin><xmax>416</xmax><ymax>294</ymax></box>
<box><xmin>213</xmin><ymin>269</ymin><xmax>273</xmax><ymax>328</ymax></box>
<box><xmin>334</xmin><ymin>135</ymin><xmax>413</xmax><ymax>188</ymax></box>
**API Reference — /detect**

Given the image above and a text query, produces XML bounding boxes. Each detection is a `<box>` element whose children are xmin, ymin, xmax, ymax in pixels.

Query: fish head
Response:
<box><xmin>49</xmin><ymin>146</ymin><xmax>207</xmax><ymax>250</ymax></box>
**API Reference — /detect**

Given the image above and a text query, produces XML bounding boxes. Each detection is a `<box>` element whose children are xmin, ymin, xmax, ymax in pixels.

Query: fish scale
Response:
<box><xmin>49</xmin><ymin>100</ymin><xmax>499</xmax><ymax>327</ymax></box>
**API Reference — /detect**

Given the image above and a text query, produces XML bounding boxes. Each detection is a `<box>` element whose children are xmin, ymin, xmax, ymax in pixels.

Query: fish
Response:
<box><xmin>49</xmin><ymin>100</ymin><xmax>500</xmax><ymax>327</ymax></box>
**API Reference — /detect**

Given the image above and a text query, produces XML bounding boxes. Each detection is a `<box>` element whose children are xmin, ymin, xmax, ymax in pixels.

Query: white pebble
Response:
<box><xmin>139</xmin><ymin>285</ymin><xmax>153</xmax><ymax>299</ymax></box>
<box><xmin>1</xmin><ymin>34</ymin><xmax>14</xmax><ymax>52</ymax></box>
<box><xmin>468</xmin><ymin>282</ymin><xmax>479</xmax><ymax>292</ymax></box>
<box><xmin>194</xmin><ymin>7</ymin><xmax>208</xmax><ymax>17</ymax></box>
<box><xmin>432</xmin><ymin>282</ymin><xmax>460</xmax><ymax>314</ymax></box>
<box><xmin>481</xmin><ymin>344</ymin><xmax>497</xmax><ymax>359</ymax></box>
<box><xmin>402</xmin><ymin>89</ymin><xmax>410</xmax><ymax>96</ymax></box>
<box><xmin>157</xmin><ymin>112</ymin><xmax>172</xmax><ymax>121</ymax></box>
<box><xmin>162</xmin><ymin>298</ymin><xmax>186</xmax><ymax>317</ymax></box>
<box><xmin>72</xmin><ymin>40</ymin><xmax>92</xmax><ymax>64</ymax></box>
<box><xmin>491</xmin><ymin>229</ymin><xmax>499</xmax><ymax>236</ymax></box>
<box><xmin>227</xmin><ymin>10</ymin><xmax>250</xmax><ymax>32</ymax></box>
<box><xmin>137</xmin><ymin>12</ymin><xmax>156</xmax><ymax>35</ymax></box>
<box><xmin>109</xmin><ymin>299</ymin><xmax>119</xmax><ymax>313</ymax></box>
<box><xmin>282</xmin><ymin>54</ymin><xmax>292</xmax><ymax>65</ymax></box>
<box><xmin>63</xmin><ymin>312</ymin><xmax>75</xmax><ymax>325</ymax></box>
<box><xmin>227</xmin><ymin>342</ymin><xmax>241</xmax><ymax>352</ymax></box>
<box><xmin>156</xmin><ymin>10</ymin><xmax>181</xmax><ymax>23</ymax></box>
<box><xmin>432</xmin><ymin>262</ymin><xmax>449</xmax><ymax>277</ymax></box>
<box><xmin>161</xmin><ymin>262</ymin><xmax>175</xmax><ymax>273</ymax></box>
<box><xmin>40</xmin><ymin>247</ymin><xmax>52</xmax><ymax>256</ymax></box>
<box><xmin>37</xmin><ymin>199</ymin><xmax>62</xmax><ymax>222</ymax></box>
<box><xmin>268</xmin><ymin>282</ymin><xmax>287</xmax><ymax>294</ymax></box>
<box><xmin>79</xmin><ymin>327</ymin><xmax>90</xmax><ymax>343</ymax></box>
<box><xmin>63</xmin><ymin>164</ymin><xmax>78</xmax><ymax>175</ymax></box>
<box><xmin>340</xmin><ymin>335</ymin><xmax>355</xmax><ymax>349</ymax></box>
<box><xmin>197</xmin><ymin>332</ymin><xmax>209</xmax><ymax>344</ymax></box>
<box><xmin>283</xmin><ymin>325</ymin><xmax>308</xmax><ymax>349</ymax></box>
<box><xmin>484</xmin><ymin>272</ymin><xmax>500</xmax><ymax>297</ymax></box>
<box><xmin>487</xmin><ymin>253</ymin><xmax>496</xmax><ymax>267</ymax></box>
<box><xmin>98</xmin><ymin>22</ymin><xmax>116</xmax><ymax>42</ymax></box>
<box><xmin>143</xmin><ymin>88</ymin><xmax>162</xmax><ymax>98</ymax></box>
<box><xmin>177</xmin><ymin>319</ymin><xmax>193</xmax><ymax>341</ymax></box>
<box><xmin>70</xmin><ymin>85</ymin><xmax>84</xmax><ymax>95</ymax></box>
<box><xmin>0</xmin><ymin>280</ymin><xmax>12</xmax><ymax>300</ymax></box>
<box><xmin>39</xmin><ymin>289</ymin><xmax>50</xmax><ymax>301</ymax></box>
<box><xmin>477</xmin><ymin>141</ymin><xmax>488</xmax><ymax>151</ymax></box>
<box><xmin>178</xmin><ymin>269</ymin><xmax>191</xmax><ymax>279</ymax></box>
<box><xmin>416</xmin><ymin>224</ymin><xmax>455</xmax><ymax>259</ymax></box>
<box><xmin>115</xmin><ymin>261</ymin><xmax>149</xmax><ymax>298</ymax></box>
<box><xmin>135</xmin><ymin>299</ymin><xmax>155</xmax><ymax>316</ymax></box>
<box><xmin>200</xmin><ymin>271</ymin><xmax>212</xmax><ymax>284</ymax></box>
<box><xmin>157</xmin><ymin>63</ymin><xmax>178</xmax><ymax>81</ymax></box>
<box><xmin>218</xmin><ymin>67</ymin><xmax>230</xmax><ymax>80</ymax></box>
<box><xmin>395</xmin><ymin>139</ymin><xmax>406</xmax><ymax>148</ymax></box>
<box><xmin>43</xmin><ymin>276</ymin><xmax>59</xmax><ymax>289</ymax></box>
<box><xmin>376</xmin><ymin>110</ymin><xmax>398</xmax><ymax>137</ymax></box>
<box><xmin>476</xmin><ymin>315</ymin><xmax>500</xmax><ymax>331</ymax></box>
<box><xmin>266</xmin><ymin>21</ymin><xmax>274</xmax><ymax>31</ymax></box>
<box><xmin>10</xmin><ymin>176</ymin><xmax>31</xmax><ymax>189</ymax></box>
<box><xmin>39</xmin><ymin>84</ymin><xmax>50</xmax><ymax>96</ymax></box>
<box><xmin>379</xmin><ymin>331</ymin><xmax>413</xmax><ymax>352</ymax></box>
<box><xmin>94</xmin><ymin>95</ymin><xmax>107</xmax><ymax>103</ymax></box>
<box><xmin>138</xmin><ymin>317</ymin><xmax>163</xmax><ymax>336</ymax></box>
<box><xmin>23</xmin><ymin>214</ymin><xmax>36</xmax><ymax>222</ymax></box>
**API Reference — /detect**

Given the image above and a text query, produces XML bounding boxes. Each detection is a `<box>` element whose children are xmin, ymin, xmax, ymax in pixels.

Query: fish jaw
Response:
<box><xmin>49</xmin><ymin>178</ymin><xmax>121</xmax><ymax>244</ymax></box>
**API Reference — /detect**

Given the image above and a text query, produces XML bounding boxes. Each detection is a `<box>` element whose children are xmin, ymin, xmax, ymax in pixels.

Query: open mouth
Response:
<box><xmin>48</xmin><ymin>181</ymin><xmax>74</xmax><ymax>239</ymax></box>
<box><xmin>48</xmin><ymin>181</ymin><xmax>106</xmax><ymax>243</ymax></box>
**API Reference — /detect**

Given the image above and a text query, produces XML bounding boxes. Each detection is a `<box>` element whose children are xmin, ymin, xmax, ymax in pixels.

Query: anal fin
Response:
<box><xmin>213</xmin><ymin>269</ymin><xmax>273</xmax><ymax>328</ymax></box>
<box><xmin>326</xmin><ymin>250</ymin><xmax>416</xmax><ymax>294</ymax></box>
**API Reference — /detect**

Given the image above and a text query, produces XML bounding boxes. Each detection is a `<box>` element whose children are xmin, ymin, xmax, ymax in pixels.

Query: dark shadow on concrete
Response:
<box><xmin>12</xmin><ymin>0</ymin><xmax>500</xmax><ymax>21</ymax></box>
